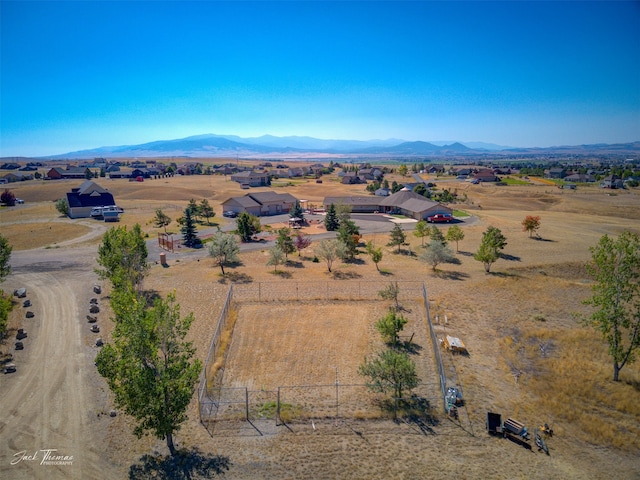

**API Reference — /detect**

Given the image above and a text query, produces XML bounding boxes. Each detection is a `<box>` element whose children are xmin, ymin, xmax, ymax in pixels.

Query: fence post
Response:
<box><xmin>276</xmin><ymin>387</ymin><xmax>281</xmax><ymax>426</ymax></box>
<box><xmin>245</xmin><ymin>387</ymin><xmax>249</xmax><ymax>422</ymax></box>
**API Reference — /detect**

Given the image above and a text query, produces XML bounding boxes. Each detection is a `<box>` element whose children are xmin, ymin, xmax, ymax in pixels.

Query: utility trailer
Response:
<box><xmin>486</xmin><ymin>412</ymin><xmax>530</xmax><ymax>441</ymax></box>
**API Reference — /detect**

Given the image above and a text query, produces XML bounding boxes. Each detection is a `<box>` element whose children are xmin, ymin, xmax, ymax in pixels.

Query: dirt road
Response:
<box><xmin>0</xmin><ymin>247</ymin><xmax>114</xmax><ymax>479</ymax></box>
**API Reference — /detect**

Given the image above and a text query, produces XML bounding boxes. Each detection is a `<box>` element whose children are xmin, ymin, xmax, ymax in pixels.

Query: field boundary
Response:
<box><xmin>198</xmin><ymin>280</ymin><xmax>448</xmax><ymax>434</ymax></box>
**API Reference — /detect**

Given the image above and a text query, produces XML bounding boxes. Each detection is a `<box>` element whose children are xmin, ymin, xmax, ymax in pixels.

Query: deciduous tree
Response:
<box><xmin>276</xmin><ymin>228</ymin><xmax>295</xmax><ymax>259</ymax></box>
<box><xmin>445</xmin><ymin>225</ymin><xmax>465</xmax><ymax>252</ymax></box>
<box><xmin>473</xmin><ymin>226</ymin><xmax>507</xmax><ymax>273</ymax></box>
<box><xmin>379</xmin><ymin>281</ymin><xmax>401</xmax><ymax>309</ymax></box>
<box><xmin>55</xmin><ymin>198</ymin><xmax>69</xmax><ymax>216</ymax></box>
<box><xmin>366</xmin><ymin>241</ymin><xmax>383</xmax><ymax>272</ymax></box>
<box><xmin>413</xmin><ymin>220</ymin><xmax>430</xmax><ymax>247</ymax></box>
<box><xmin>522</xmin><ymin>215</ymin><xmax>541</xmax><ymax>238</ymax></box>
<box><xmin>207</xmin><ymin>232</ymin><xmax>239</xmax><ymax>275</ymax></box>
<box><xmin>153</xmin><ymin>208</ymin><xmax>172</xmax><ymax>233</ymax></box>
<box><xmin>293</xmin><ymin>232</ymin><xmax>312</xmax><ymax>256</ymax></box>
<box><xmin>0</xmin><ymin>233</ymin><xmax>12</xmax><ymax>283</ymax></box>
<box><xmin>375</xmin><ymin>309</ymin><xmax>408</xmax><ymax>346</ymax></box>
<box><xmin>359</xmin><ymin>349</ymin><xmax>418</xmax><ymax>400</ymax></box>
<box><xmin>266</xmin><ymin>246</ymin><xmax>286</xmax><ymax>272</ymax></box>
<box><xmin>95</xmin><ymin>289</ymin><xmax>201</xmax><ymax>456</ymax></box>
<box><xmin>96</xmin><ymin>224</ymin><xmax>149</xmax><ymax>291</ymax></box>
<box><xmin>582</xmin><ymin>231</ymin><xmax>640</xmax><ymax>382</ymax></box>
<box><xmin>1</xmin><ymin>189</ymin><xmax>16</xmax><ymax>206</ymax></box>
<box><xmin>420</xmin><ymin>240</ymin><xmax>456</xmax><ymax>271</ymax></box>
<box><xmin>315</xmin><ymin>239</ymin><xmax>340</xmax><ymax>273</ymax></box>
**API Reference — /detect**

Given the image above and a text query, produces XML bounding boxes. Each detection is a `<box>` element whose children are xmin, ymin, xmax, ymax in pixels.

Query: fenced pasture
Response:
<box><xmin>198</xmin><ymin>281</ymin><xmax>446</xmax><ymax>435</ymax></box>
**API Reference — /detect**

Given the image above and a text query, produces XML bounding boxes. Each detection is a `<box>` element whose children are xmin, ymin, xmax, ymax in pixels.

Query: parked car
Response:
<box><xmin>223</xmin><ymin>211</ymin><xmax>238</xmax><ymax>218</ymax></box>
<box><xmin>427</xmin><ymin>213</ymin><xmax>453</xmax><ymax>223</ymax></box>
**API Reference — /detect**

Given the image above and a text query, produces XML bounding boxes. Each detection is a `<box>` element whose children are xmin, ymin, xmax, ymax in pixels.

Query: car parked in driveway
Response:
<box><xmin>223</xmin><ymin>211</ymin><xmax>238</xmax><ymax>218</ymax></box>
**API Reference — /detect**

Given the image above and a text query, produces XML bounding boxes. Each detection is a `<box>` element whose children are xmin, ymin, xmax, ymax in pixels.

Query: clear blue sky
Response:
<box><xmin>1</xmin><ymin>1</ymin><xmax>639</xmax><ymax>156</ymax></box>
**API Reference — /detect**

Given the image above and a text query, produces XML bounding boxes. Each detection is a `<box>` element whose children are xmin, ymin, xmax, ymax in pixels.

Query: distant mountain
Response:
<box><xmin>34</xmin><ymin>134</ymin><xmax>640</xmax><ymax>160</ymax></box>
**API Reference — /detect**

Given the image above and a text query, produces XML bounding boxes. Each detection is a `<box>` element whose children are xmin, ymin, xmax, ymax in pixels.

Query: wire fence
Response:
<box><xmin>198</xmin><ymin>280</ymin><xmax>448</xmax><ymax>434</ymax></box>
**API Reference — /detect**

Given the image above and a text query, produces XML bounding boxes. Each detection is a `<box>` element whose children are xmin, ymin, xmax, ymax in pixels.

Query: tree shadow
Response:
<box><xmin>218</xmin><ymin>272</ymin><xmax>253</xmax><ymax>284</ymax></box>
<box><xmin>488</xmin><ymin>271</ymin><xmax>521</xmax><ymax>278</ymax></box>
<box><xmin>432</xmin><ymin>271</ymin><xmax>469</xmax><ymax>281</ymax></box>
<box><xmin>379</xmin><ymin>396</ymin><xmax>439</xmax><ymax>435</ymax></box>
<box><xmin>533</xmin><ymin>237</ymin><xmax>556</xmax><ymax>243</ymax></box>
<box><xmin>285</xmin><ymin>260</ymin><xmax>305</xmax><ymax>269</ymax></box>
<box><xmin>500</xmin><ymin>253</ymin><xmax>521</xmax><ymax>262</ymax></box>
<box><xmin>379</xmin><ymin>270</ymin><xmax>394</xmax><ymax>276</ymax></box>
<box><xmin>395</xmin><ymin>339</ymin><xmax>423</xmax><ymax>355</ymax></box>
<box><xmin>458</xmin><ymin>251</ymin><xmax>474</xmax><ymax>257</ymax></box>
<box><xmin>332</xmin><ymin>271</ymin><xmax>362</xmax><ymax>280</ymax></box>
<box><xmin>271</xmin><ymin>270</ymin><xmax>292</xmax><ymax>279</ymax></box>
<box><xmin>128</xmin><ymin>448</ymin><xmax>230</xmax><ymax>479</ymax></box>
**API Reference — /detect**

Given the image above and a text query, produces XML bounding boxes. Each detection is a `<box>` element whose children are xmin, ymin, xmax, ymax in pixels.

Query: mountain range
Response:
<box><xmin>32</xmin><ymin>134</ymin><xmax>640</xmax><ymax>160</ymax></box>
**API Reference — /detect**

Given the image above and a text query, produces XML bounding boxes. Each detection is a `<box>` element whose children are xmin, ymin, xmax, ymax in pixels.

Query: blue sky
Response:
<box><xmin>1</xmin><ymin>1</ymin><xmax>639</xmax><ymax>156</ymax></box>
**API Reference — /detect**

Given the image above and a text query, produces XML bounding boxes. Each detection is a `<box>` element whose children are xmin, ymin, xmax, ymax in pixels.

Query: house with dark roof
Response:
<box><xmin>47</xmin><ymin>167</ymin><xmax>91</xmax><ymax>180</ymax></box>
<box><xmin>221</xmin><ymin>191</ymin><xmax>298</xmax><ymax>217</ymax></box>
<box><xmin>473</xmin><ymin>169</ymin><xmax>499</xmax><ymax>182</ymax></box>
<box><xmin>323</xmin><ymin>190</ymin><xmax>452</xmax><ymax>220</ymax></box>
<box><xmin>564</xmin><ymin>173</ymin><xmax>596</xmax><ymax>183</ymax></box>
<box><xmin>66</xmin><ymin>180</ymin><xmax>116</xmax><ymax>218</ymax></box>
<box><xmin>1</xmin><ymin>172</ymin><xmax>34</xmax><ymax>183</ymax></box>
<box><xmin>230</xmin><ymin>170</ymin><xmax>270</xmax><ymax>187</ymax></box>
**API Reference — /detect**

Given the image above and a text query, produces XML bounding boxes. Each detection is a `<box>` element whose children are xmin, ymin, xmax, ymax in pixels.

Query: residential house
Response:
<box><xmin>1</xmin><ymin>172</ymin><xmax>34</xmax><ymax>183</ymax></box>
<box><xmin>341</xmin><ymin>172</ymin><xmax>367</xmax><ymax>185</ymax></box>
<box><xmin>563</xmin><ymin>173</ymin><xmax>596</xmax><ymax>183</ymax></box>
<box><xmin>230</xmin><ymin>170</ymin><xmax>270</xmax><ymax>187</ymax></box>
<box><xmin>0</xmin><ymin>162</ymin><xmax>21</xmax><ymax>170</ymax></box>
<box><xmin>600</xmin><ymin>175</ymin><xmax>624</xmax><ymax>189</ymax></box>
<box><xmin>323</xmin><ymin>190</ymin><xmax>452</xmax><ymax>220</ymax></box>
<box><xmin>358</xmin><ymin>168</ymin><xmax>383</xmax><ymax>181</ymax></box>
<box><xmin>221</xmin><ymin>191</ymin><xmax>298</xmax><ymax>217</ymax></box>
<box><xmin>66</xmin><ymin>180</ymin><xmax>116</xmax><ymax>218</ymax></box>
<box><xmin>546</xmin><ymin>167</ymin><xmax>566</xmax><ymax>179</ymax></box>
<box><xmin>47</xmin><ymin>167</ymin><xmax>91</xmax><ymax>180</ymax></box>
<box><xmin>473</xmin><ymin>169</ymin><xmax>499</xmax><ymax>182</ymax></box>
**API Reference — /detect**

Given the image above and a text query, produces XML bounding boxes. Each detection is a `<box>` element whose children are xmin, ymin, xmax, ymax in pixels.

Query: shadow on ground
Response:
<box><xmin>128</xmin><ymin>448</ymin><xmax>231</xmax><ymax>479</ymax></box>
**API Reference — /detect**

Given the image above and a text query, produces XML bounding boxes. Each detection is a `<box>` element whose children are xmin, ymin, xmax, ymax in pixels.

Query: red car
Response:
<box><xmin>427</xmin><ymin>213</ymin><xmax>453</xmax><ymax>223</ymax></box>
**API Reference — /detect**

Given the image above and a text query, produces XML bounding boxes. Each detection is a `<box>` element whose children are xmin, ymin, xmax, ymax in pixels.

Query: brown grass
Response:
<box><xmin>3</xmin><ymin>166</ymin><xmax>640</xmax><ymax>478</ymax></box>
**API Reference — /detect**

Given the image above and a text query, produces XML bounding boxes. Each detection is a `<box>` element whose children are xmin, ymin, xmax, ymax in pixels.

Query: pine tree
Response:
<box><xmin>324</xmin><ymin>203</ymin><xmax>340</xmax><ymax>231</ymax></box>
<box><xmin>180</xmin><ymin>207</ymin><xmax>199</xmax><ymax>247</ymax></box>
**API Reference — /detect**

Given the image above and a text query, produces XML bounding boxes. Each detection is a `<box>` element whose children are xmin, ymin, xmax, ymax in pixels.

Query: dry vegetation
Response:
<box><xmin>2</xmin><ymin>162</ymin><xmax>640</xmax><ymax>478</ymax></box>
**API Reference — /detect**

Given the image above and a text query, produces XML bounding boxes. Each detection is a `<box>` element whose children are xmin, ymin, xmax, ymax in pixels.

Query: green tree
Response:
<box><xmin>337</xmin><ymin>220</ymin><xmax>359</xmax><ymax>261</ymax></box>
<box><xmin>96</xmin><ymin>224</ymin><xmax>149</xmax><ymax>291</ymax></box>
<box><xmin>375</xmin><ymin>309</ymin><xmax>408</xmax><ymax>346</ymax></box>
<box><xmin>582</xmin><ymin>231</ymin><xmax>640</xmax><ymax>382</ymax></box>
<box><xmin>388</xmin><ymin>224</ymin><xmax>406</xmax><ymax>253</ymax></box>
<box><xmin>391</xmin><ymin>181</ymin><xmax>403</xmax><ymax>193</ymax></box>
<box><xmin>289</xmin><ymin>200</ymin><xmax>305</xmax><ymax>222</ymax></box>
<box><xmin>398</xmin><ymin>164</ymin><xmax>408</xmax><ymax>177</ymax></box>
<box><xmin>267</xmin><ymin>246</ymin><xmax>286</xmax><ymax>272</ymax></box>
<box><xmin>276</xmin><ymin>228</ymin><xmax>296</xmax><ymax>259</ymax></box>
<box><xmin>0</xmin><ymin>233</ymin><xmax>13</xmax><ymax>283</ymax></box>
<box><xmin>187</xmin><ymin>199</ymin><xmax>200</xmax><ymax>223</ymax></box>
<box><xmin>236</xmin><ymin>212</ymin><xmax>261</xmax><ymax>242</ymax></box>
<box><xmin>473</xmin><ymin>226</ymin><xmax>507</xmax><ymax>273</ymax></box>
<box><xmin>207</xmin><ymin>232</ymin><xmax>240</xmax><ymax>275</ymax></box>
<box><xmin>335</xmin><ymin>203</ymin><xmax>353</xmax><ymax>225</ymax></box>
<box><xmin>324</xmin><ymin>203</ymin><xmax>340</xmax><ymax>231</ymax></box>
<box><xmin>522</xmin><ymin>215</ymin><xmax>541</xmax><ymax>238</ymax></box>
<box><xmin>55</xmin><ymin>198</ymin><xmax>69</xmax><ymax>216</ymax></box>
<box><xmin>359</xmin><ymin>349</ymin><xmax>418</xmax><ymax>400</ymax></box>
<box><xmin>445</xmin><ymin>225</ymin><xmax>465</xmax><ymax>252</ymax></box>
<box><xmin>180</xmin><ymin>207</ymin><xmax>199</xmax><ymax>248</ymax></box>
<box><xmin>199</xmin><ymin>199</ymin><xmax>215</xmax><ymax>225</ymax></box>
<box><xmin>413</xmin><ymin>184</ymin><xmax>428</xmax><ymax>197</ymax></box>
<box><xmin>85</xmin><ymin>169</ymin><xmax>93</xmax><ymax>180</ymax></box>
<box><xmin>413</xmin><ymin>220</ymin><xmax>430</xmax><ymax>247</ymax></box>
<box><xmin>153</xmin><ymin>208</ymin><xmax>172</xmax><ymax>233</ymax></box>
<box><xmin>0</xmin><ymin>293</ymin><xmax>11</xmax><ymax>338</ymax></box>
<box><xmin>95</xmin><ymin>289</ymin><xmax>201</xmax><ymax>456</ymax></box>
<box><xmin>366</xmin><ymin>241</ymin><xmax>383</xmax><ymax>272</ymax></box>
<box><xmin>420</xmin><ymin>240</ymin><xmax>456</xmax><ymax>271</ymax></box>
<box><xmin>315</xmin><ymin>239</ymin><xmax>340</xmax><ymax>273</ymax></box>
<box><xmin>379</xmin><ymin>281</ymin><xmax>401</xmax><ymax>309</ymax></box>
<box><xmin>429</xmin><ymin>226</ymin><xmax>446</xmax><ymax>245</ymax></box>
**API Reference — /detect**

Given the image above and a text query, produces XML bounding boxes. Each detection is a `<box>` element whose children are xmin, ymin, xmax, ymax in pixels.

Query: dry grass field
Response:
<box><xmin>1</xmin><ymin>164</ymin><xmax>640</xmax><ymax>479</ymax></box>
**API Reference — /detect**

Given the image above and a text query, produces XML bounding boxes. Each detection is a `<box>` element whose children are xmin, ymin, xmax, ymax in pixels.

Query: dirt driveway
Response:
<box><xmin>0</xmin><ymin>246</ymin><xmax>114</xmax><ymax>479</ymax></box>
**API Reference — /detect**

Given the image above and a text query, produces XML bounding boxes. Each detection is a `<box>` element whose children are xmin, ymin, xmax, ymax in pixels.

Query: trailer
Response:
<box><xmin>503</xmin><ymin>417</ymin><xmax>530</xmax><ymax>440</ymax></box>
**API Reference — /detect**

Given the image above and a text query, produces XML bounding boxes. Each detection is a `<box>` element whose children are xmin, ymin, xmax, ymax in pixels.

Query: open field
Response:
<box><xmin>1</xmin><ymin>165</ymin><xmax>639</xmax><ymax>479</ymax></box>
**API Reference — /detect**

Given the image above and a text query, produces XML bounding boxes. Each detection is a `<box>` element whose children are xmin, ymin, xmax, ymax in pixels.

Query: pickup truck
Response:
<box><xmin>426</xmin><ymin>213</ymin><xmax>453</xmax><ymax>223</ymax></box>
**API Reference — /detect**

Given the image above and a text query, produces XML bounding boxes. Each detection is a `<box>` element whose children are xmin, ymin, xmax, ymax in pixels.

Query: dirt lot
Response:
<box><xmin>1</xmin><ymin>169</ymin><xmax>639</xmax><ymax>479</ymax></box>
